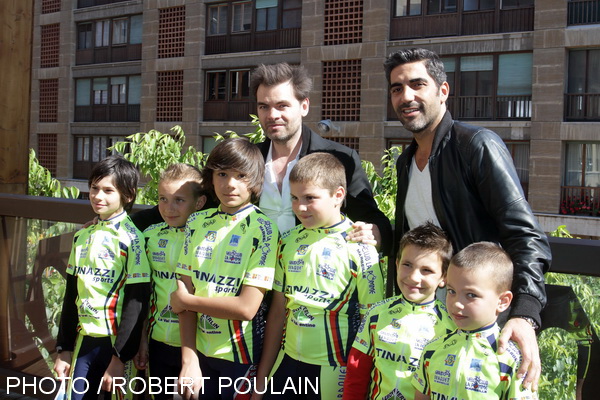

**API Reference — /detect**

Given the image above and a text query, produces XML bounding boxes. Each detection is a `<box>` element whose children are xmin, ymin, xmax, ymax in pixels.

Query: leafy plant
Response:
<box><xmin>110</xmin><ymin>125</ymin><xmax>206</xmax><ymax>204</ymax></box>
<box><xmin>213</xmin><ymin>114</ymin><xmax>265</xmax><ymax>144</ymax></box>
<box><xmin>28</xmin><ymin>149</ymin><xmax>80</xmax><ymax>199</ymax></box>
<box><xmin>361</xmin><ymin>146</ymin><xmax>401</xmax><ymax>224</ymax></box>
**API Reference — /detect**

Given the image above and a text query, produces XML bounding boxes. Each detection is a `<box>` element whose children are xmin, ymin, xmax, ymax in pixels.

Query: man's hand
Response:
<box><xmin>347</xmin><ymin>221</ymin><xmax>381</xmax><ymax>250</ymax></box>
<box><xmin>133</xmin><ymin>339</ymin><xmax>148</xmax><ymax>370</ymax></box>
<box><xmin>170</xmin><ymin>280</ymin><xmax>190</xmax><ymax>314</ymax></box>
<box><xmin>54</xmin><ymin>351</ymin><xmax>72</xmax><ymax>378</ymax></box>
<box><xmin>498</xmin><ymin>318</ymin><xmax>540</xmax><ymax>391</ymax></box>
<box><xmin>101</xmin><ymin>356</ymin><xmax>125</xmax><ymax>392</ymax></box>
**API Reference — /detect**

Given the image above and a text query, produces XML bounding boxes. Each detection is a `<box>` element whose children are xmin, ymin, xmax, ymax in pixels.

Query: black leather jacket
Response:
<box><xmin>391</xmin><ymin>111</ymin><xmax>551</xmax><ymax>326</ymax></box>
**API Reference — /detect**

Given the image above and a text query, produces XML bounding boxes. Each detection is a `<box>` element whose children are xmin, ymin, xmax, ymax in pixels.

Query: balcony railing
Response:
<box><xmin>560</xmin><ymin>186</ymin><xmax>600</xmax><ymax>216</ymax></box>
<box><xmin>203</xmin><ymin>101</ymin><xmax>256</xmax><ymax>121</ymax></box>
<box><xmin>205</xmin><ymin>28</ymin><xmax>301</xmax><ymax>55</ymax></box>
<box><xmin>74</xmin><ymin>104</ymin><xmax>140</xmax><ymax>122</ymax></box>
<box><xmin>76</xmin><ymin>44</ymin><xmax>142</xmax><ymax>65</ymax></box>
<box><xmin>1</xmin><ymin>193</ymin><xmax>599</xmax><ymax>398</ymax></box>
<box><xmin>390</xmin><ymin>7</ymin><xmax>533</xmax><ymax>40</ymax></box>
<box><xmin>568</xmin><ymin>0</ymin><xmax>600</xmax><ymax>25</ymax></box>
<box><xmin>565</xmin><ymin>93</ymin><xmax>600</xmax><ymax>121</ymax></box>
<box><xmin>77</xmin><ymin>0</ymin><xmax>131</xmax><ymax>8</ymax></box>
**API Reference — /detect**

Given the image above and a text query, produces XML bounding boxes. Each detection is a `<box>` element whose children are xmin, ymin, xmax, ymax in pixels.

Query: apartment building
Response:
<box><xmin>30</xmin><ymin>0</ymin><xmax>600</xmax><ymax>236</ymax></box>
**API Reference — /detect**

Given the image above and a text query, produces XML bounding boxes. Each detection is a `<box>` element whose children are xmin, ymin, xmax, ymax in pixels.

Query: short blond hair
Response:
<box><xmin>450</xmin><ymin>242</ymin><xmax>513</xmax><ymax>293</ymax></box>
<box><xmin>290</xmin><ymin>152</ymin><xmax>346</xmax><ymax>195</ymax></box>
<box><xmin>160</xmin><ymin>163</ymin><xmax>204</xmax><ymax>199</ymax></box>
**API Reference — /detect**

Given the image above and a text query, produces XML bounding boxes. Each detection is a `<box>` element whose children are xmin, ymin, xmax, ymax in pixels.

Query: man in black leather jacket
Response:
<box><xmin>385</xmin><ymin>48</ymin><xmax>551</xmax><ymax>391</ymax></box>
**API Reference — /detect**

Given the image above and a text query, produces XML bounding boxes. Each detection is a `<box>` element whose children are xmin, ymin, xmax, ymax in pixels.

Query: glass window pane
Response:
<box><xmin>464</xmin><ymin>0</ymin><xmax>477</xmax><ymax>11</ymax></box>
<box><xmin>76</xmin><ymin>79</ymin><xmax>91</xmax><ymax>106</ymax></box>
<box><xmin>461</xmin><ymin>55</ymin><xmax>493</xmax><ymax>71</ymax></box>
<box><xmin>565</xmin><ymin>143</ymin><xmax>583</xmax><ymax>186</ymax></box>
<box><xmin>588</xmin><ymin>50</ymin><xmax>600</xmax><ymax>93</ymax></box>
<box><xmin>498</xmin><ymin>53</ymin><xmax>532</xmax><ymax>95</ymax></box>
<box><xmin>256</xmin><ymin>9</ymin><xmax>267</xmax><ymax>31</ymax></box>
<box><xmin>396</xmin><ymin>0</ymin><xmax>408</xmax><ymax>16</ymax></box>
<box><xmin>283</xmin><ymin>0</ymin><xmax>301</xmax><ymax>9</ymax></box>
<box><xmin>130</xmin><ymin>15</ymin><xmax>142</xmax><ymax>44</ymax></box>
<box><xmin>256</xmin><ymin>0</ymin><xmax>277</xmax><ymax>8</ymax></box>
<box><xmin>112</xmin><ymin>19</ymin><xmax>128</xmax><ymax>44</ymax></box>
<box><xmin>585</xmin><ymin>143</ymin><xmax>600</xmax><ymax>187</ymax></box>
<box><xmin>128</xmin><ymin>75</ymin><xmax>141</xmax><ymax>104</ymax></box>
<box><xmin>568</xmin><ymin>50</ymin><xmax>586</xmax><ymax>94</ymax></box>
<box><xmin>441</xmin><ymin>57</ymin><xmax>455</xmax><ymax>73</ymax></box>
<box><xmin>282</xmin><ymin>9</ymin><xmax>301</xmax><ymax>28</ymax></box>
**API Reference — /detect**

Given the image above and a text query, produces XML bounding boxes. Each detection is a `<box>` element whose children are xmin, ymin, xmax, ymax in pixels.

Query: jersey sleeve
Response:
<box><xmin>241</xmin><ymin>215</ymin><xmax>278</xmax><ymax>290</ymax></box>
<box><xmin>354</xmin><ymin>243</ymin><xmax>385</xmax><ymax>314</ymax></box>
<box><xmin>273</xmin><ymin>238</ymin><xmax>285</xmax><ymax>292</ymax></box>
<box><xmin>124</xmin><ymin>227</ymin><xmax>151</xmax><ymax>284</ymax></box>
<box><xmin>352</xmin><ymin>304</ymin><xmax>378</xmax><ymax>356</ymax></box>
<box><xmin>176</xmin><ymin>220</ymin><xmax>196</xmax><ymax>278</ymax></box>
<box><xmin>412</xmin><ymin>344</ymin><xmax>434</xmax><ymax>395</ymax></box>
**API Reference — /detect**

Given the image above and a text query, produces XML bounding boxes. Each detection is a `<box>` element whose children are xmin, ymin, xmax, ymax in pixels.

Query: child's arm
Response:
<box><xmin>171</xmin><ymin>280</ymin><xmax>266</xmax><ymax>321</ymax></box>
<box><xmin>342</xmin><ymin>347</ymin><xmax>374</xmax><ymax>400</ymax></box>
<box><xmin>251</xmin><ymin>290</ymin><xmax>286</xmax><ymax>400</ymax></box>
<box><xmin>133</xmin><ymin>319</ymin><xmax>149</xmax><ymax>370</ymax></box>
<box><xmin>414</xmin><ymin>391</ymin><xmax>431</xmax><ymax>400</ymax></box>
<box><xmin>177</xmin><ymin>275</ymin><xmax>202</xmax><ymax>400</ymax></box>
<box><xmin>355</xmin><ymin>244</ymin><xmax>386</xmax><ymax>316</ymax></box>
<box><xmin>54</xmin><ymin>274</ymin><xmax>79</xmax><ymax>378</ymax></box>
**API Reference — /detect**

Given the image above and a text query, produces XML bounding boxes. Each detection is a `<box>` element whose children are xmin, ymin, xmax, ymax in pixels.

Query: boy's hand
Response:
<box><xmin>347</xmin><ymin>221</ymin><xmax>381</xmax><ymax>250</ymax></box>
<box><xmin>170</xmin><ymin>280</ymin><xmax>190</xmax><ymax>314</ymax></box>
<box><xmin>101</xmin><ymin>356</ymin><xmax>125</xmax><ymax>392</ymax></box>
<box><xmin>498</xmin><ymin>318</ymin><xmax>540</xmax><ymax>391</ymax></box>
<box><xmin>133</xmin><ymin>339</ymin><xmax>149</xmax><ymax>370</ymax></box>
<box><xmin>179</xmin><ymin>362</ymin><xmax>203</xmax><ymax>400</ymax></box>
<box><xmin>53</xmin><ymin>351</ymin><xmax>72</xmax><ymax>378</ymax></box>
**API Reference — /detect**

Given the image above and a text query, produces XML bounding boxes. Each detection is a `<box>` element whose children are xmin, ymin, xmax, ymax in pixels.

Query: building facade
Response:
<box><xmin>30</xmin><ymin>0</ymin><xmax>600</xmax><ymax>236</ymax></box>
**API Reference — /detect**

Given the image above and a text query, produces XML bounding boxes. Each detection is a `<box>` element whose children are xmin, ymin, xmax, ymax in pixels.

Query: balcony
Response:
<box><xmin>390</xmin><ymin>7</ymin><xmax>533</xmax><ymax>40</ymax></box>
<box><xmin>203</xmin><ymin>101</ymin><xmax>256</xmax><ymax>121</ymax></box>
<box><xmin>561</xmin><ymin>186</ymin><xmax>600</xmax><ymax>217</ymax></box>
<box><xmin>1</xmin><ymin>193</ymin><xmax>599</xmax><ymax>398</ymax></box>
<box><xmin>205</xmin><ymin>28</ymin><xmax>301</xmax><ymax>55</ymax></box>
<box><xmin>74</xmin><ymin>104</ymin><xmax>140</xmax><ymax>122</ymax></box>
<box><xmin>565</xmin><ymin>93</ymin><xmax>600</xmax><ymax>121</ymax></box>
<box><xmin>568</xmin><ymin>0</ymin><xmax>600</xmax><ymax>25</ymax></box>
<box><xmin>76</xmin><ymin>44</ymin><xmax>142</xmax><ymax>65</ymax></box>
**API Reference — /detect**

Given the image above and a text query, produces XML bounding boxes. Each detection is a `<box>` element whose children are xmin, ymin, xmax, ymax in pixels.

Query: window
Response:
<box><xmin>130</xmin><ymin>15</ymin><xmax>143</xmax><ymax>44</ymax></box>
<box><xmin>93</xmin><ymin>78</ymin><xmax>109</xmax><ymax>105</ymax></box>
<box><xmin>111</xmin><ymin>77</ymin><xmax>127</xmax><ymax>104</ymax></box>
<box><xmin>230</xmin><ymin>70</ymin><xmax>250</xmax><ymax>100</ymax></box>
<box><xmin>38</xmin><ymin>134</ymin><xmax>58</xmax><ymax>176</ymax></box>
<box><xmin>40</xmin><ymin>24</ymin><xmax>60</xmax><ymax>68</ymax></box>
<box><xmin>206</xmin><ymin>71</ymin><xmax>227</xmax><ymax>100</ymax></box>
<box><xmin>202</xmin><ymin>136</ymin><xmax>218</xmax><ymax>154</ymax></box>
<box><xmin>208</xmin><ymin>4</ymin><xmax>228</xmax><ymax>35</ymax></box>
<box><xmin>464</xmin><ymin>0</ymin><xmax>494</xmax><ymax>11</ymax></box>
<box><xmin>325</xmin><ymin>137</ymin><xmax>360</xmax><ymax>153</ymax></box>
<box><xmin>459</xmin><ymin>55</ymin><xmax>494</xmax><ymax>118</ymax></box>
<box><xmin>74</xmin><ymin>135</ymin><xmax>125</xmax><ymax>179</ymax></box>
<box><xmin>282</xmin><ymin>0</ymin><xmax>302</xmax><ymax>28</ymax></box>
<box><xmin>497</xmin><ymin>53</ymin><xmax>532</xmax><ymax>118</ymax></box>
<box><xmin>75</xmin><ymin>76</ymin><xmax>140</xmax><ymax>122</ymax></box>
<box><xmin>256</xmin><ymin>0</ymin><xmax>278</xmax><ymax>31</ymax></box>
<box><xmin>232</xmin><ymin>1</ymin><xmax>252</xmax><ymax>32</ymax></box>
<box><xmin>76</xmin><ymin>79</ymin><xmax>91</xmax><ymax>106</ymax></box>
<box><xmin>95</xmin><ymin>20</ymin><xmax>110</xmax><ymax>47</ymax></box>
<box><xmin>565</xmin><ymin>143</ymin><xmax>600</xmax><ymax>188</ymax></box>
<box><xmin>395</xmin><ymin>0</ymin><xmax>422</xmax><ymax>16</ymax></box>
<box><xmin>112</xmin><ymin>19</ymin><xmax>128</xmax><ymax>45</ymax></box>
<box><xmin>77</xmin><ymin>23</ymin><xmax>93</xmax><ymax>49</ymax></box>
<box><xmin>505</xmin><ymin>141</ymin><xmax>530</xmax><ymax>195</ymax></box>
<box><xmin>322</xmin><ymin>60</ymin><xmax>361</xmax><ymax>121</ymax></box>
<box><xmin>427</xmin><ymin>0</ymin><xmax>457</xmax><ymax>14</ymax></box>
<box><xmin>501</xmin><ymin>0</ymin><xmax>533</xmax><ymax>8</ymax></box>
<box><xmin>566</xmin><ymin>49</ymin><xmax>600</xmax><ymax>120</ymax></box>
<box><xmin>42</xmin><ymin>0</ymin><xmax>61</xmax><ymax>14</ymax></box>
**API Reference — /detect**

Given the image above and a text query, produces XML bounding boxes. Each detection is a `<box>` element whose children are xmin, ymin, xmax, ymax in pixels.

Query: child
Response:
<box><xmin>170</xmin><ymin>137</ymin><xmax>279</xmax><ymax>399</ymax></box>
<box><xmin>54</xmin><ymin>155</ymin><xmax>151</xmax><ymax>400</ymax></box>
<box><xmin>254</xmin><ymin>152</ymin><xmax>385</xmax><ymax>399</ymax></box>
<box><xmin>412</xmin><ymin>242</ymin><xmax>537</xmax><ymax>400</ymax></box>
<box><xmin>138</xmin><ymin>163</ymin><xmax>207</xmax><ymax>399</ymax></box>
<box><xmin>342</xmin><ymin>222</ymin><xmax>456</xmax><ymax>400</ymax></box>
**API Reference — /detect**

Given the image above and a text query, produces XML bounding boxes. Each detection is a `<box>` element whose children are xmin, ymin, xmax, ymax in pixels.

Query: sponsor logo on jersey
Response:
<box><xmin>444</xmin><ymin>354</ymin><xmax>456</xmax><ymax>367</ymax></box>
<box><xmin>322</xmin><ymin>247</ymin><xmax>331</xmax><ymax>258</ymax></box>
<box><xmin>289</xmin><ymin>259</ymin><xmax>304</xmax><ymax>273</ymax></box>
<box><xmin>224</xmin><ymin>250</ymin><xmax>242</xmax><ymax>264</ymax></box>
<box><xmin>382</xmin><ymin>388</ymin><xmax>406</xmax><ymax>400</ymax></box>
<box><xmin>363</xmin><ymin>269</ymin><xmax>379</xmax><ymax>295</ymax></box>
<box><xmin>152</xmin><ymin>251</ymin><xmax>166</xmax><ymax>263</ymax></box>
<box><xmin>291</xmin><ymin>306</ymin><xmax>315</xmax><ymax>327</ymax></box>
<box><xmin>158</xmin><ymin>239</ymin><xmax>168</xmax><ymax>248</ymax></box>
<box><xmin>316</xmin><ymin>263</ymin><xmax>336</xmax><ymax>280</ymax></box>
<box><xmin>469</xmin><ymin>358</ymin><xmax>482</xmax><ymax>372</ymax></box>
<box><xmin>377</xmin><ymin>330</ymin><xmax>399</xmax><ymax>344</ymax></box>
<box><xmin>433</xmin><ymin>370</ymin><xmax>451</xmax><ymax>385</ymax></box>
<box><xmin>153</xmin><ymin>270</ymin><xmax>177</xmax><ymax>280</ymax></box>
<box><xmin>79</xmin><ymin>299</ymin><xmax>100</xmax><ymax>319</ymax></box>
<box><xmin>80</xmin><ymin>247</ymin><xmax>89</xmax><ymax>260</ymax></box>
<box><xmin>97</xmin><ymin>247</ymin><xmax>116</xmax><ymax>261</ymax></box>
<box><xmin>229</xmin><ymin>234</ymin><xmax>241</xmax><ymax>247</ymax></box>
<box><xmin>295</xmin><ymin>232</ymin><xmax>309</xmax><ymax>243</ymax></box>
<box><xmin>195</xmin><ymin>246</ymin><xmax>213</xmax><ymax>260</ymax></box>
<box><xmin>205</xmin><ymin>231</ymin><xmax>217</xmax><ymax>242</ymax></box>
<box><xmin>390</xmin><ymin>318</ymin><xmax>401</xmax><ymax>329</ymax></box>
<box><xmin>443</xmin><ymin>339</ymin><xmax>457</xmax><ymax>349</ymax></box>
<box><xmin>198</xmin><ymin>315</ymin><xmax>221</xmax><ymax>334</ymax></box>
<box><xmin>203</xmin><ymin>219</ymin><xmax>216</xmax><ymax>229</ymax></box>
<box><xmin>158</xmin><ymin>305</ymin><xmax>179</xmax><ymax>323</ymax></box>
<box><xmin>414</xmin><ymin>337</ymin><xmax>430</xmax><ymax>351</ymax></box>
<box><xmin>465</xmin><ymin>376</ymin><xmax>488</xmax><ymax>393</ymax></box>
<box><xmin>296</xmin><ymin>244</ymin><xmax>308</xmax><ymax>255</ymax></box>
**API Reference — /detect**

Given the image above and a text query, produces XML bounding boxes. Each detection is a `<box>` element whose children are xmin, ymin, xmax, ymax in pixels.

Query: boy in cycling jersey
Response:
<box><xmin>343</xmin><ymin>222</ymin><xmax>456</xmax><ymax>400</ymax></box>
<box><xmin>413</xmin><ymin>242</ymin><xmax>538</xmax><ymax>400</ymax></box>
<box><xmin>137</xmin><ymin>163</ymin><xmax>207</xmax><ymax>399</ymax></box>
<box><xmin>253</xmin><ymin>152</ymin><xmax>385</xmax><ymax>399</ymax></box>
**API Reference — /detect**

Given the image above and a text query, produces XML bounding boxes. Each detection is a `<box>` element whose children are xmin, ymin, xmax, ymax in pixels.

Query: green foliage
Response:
<box><xmin>537</xmin><ymin>225</ymin><xmax>600</xmax><ymax>400</ymax></box>
<box><xmin>213</xmin><ymin>114</ymin><xmax>266</xmax><ymax>144</ymax></box>
<box><xmin>361</xmin><ymin>147</ymin><xmax>401</xmax><ymax>224</ymax></box>
<box><xmin>110</xmin><ymin>125</ymin><xmax>206</xmax><ymax>204</ymax></box>
<box><xmin>28</xmin><ymin>149</ymin><xmax>80</xmax><ymax>199</ymax></box>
